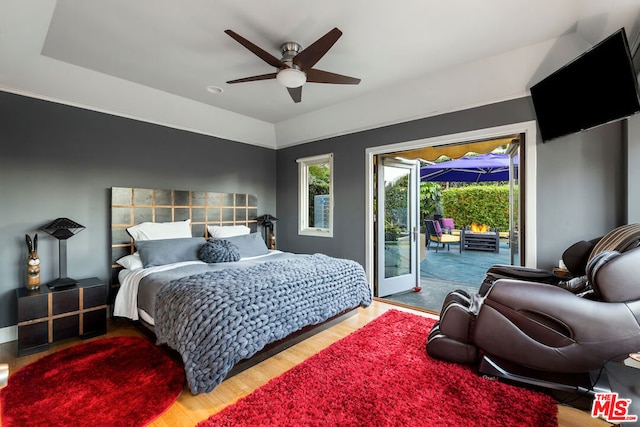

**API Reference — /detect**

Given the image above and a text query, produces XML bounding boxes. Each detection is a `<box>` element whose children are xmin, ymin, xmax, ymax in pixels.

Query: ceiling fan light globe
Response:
<box><xmin>276</xmin><ymin>68</ymin><xmax>307</xmax><ymax>88</ymax></box>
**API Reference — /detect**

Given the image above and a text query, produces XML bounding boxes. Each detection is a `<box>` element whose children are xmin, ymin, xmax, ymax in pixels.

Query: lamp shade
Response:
<box><xmin>42</xmin><ymin>218</ymin><xmax>85</xmax><ymax>240</ymax></box>
<box><xmin>41</xmin><ymin>217</ymin><xmax>85</xmax><ymax>290</ymax></box>
<box><xmin>276</xmin><ymin>68</ymin><xmax>306</xmax><ymax>88</ymax></box>
<box><xmin>256</xmin><ymin>214</ymin><xmax>279</xmax><ymax>226</ymax></box>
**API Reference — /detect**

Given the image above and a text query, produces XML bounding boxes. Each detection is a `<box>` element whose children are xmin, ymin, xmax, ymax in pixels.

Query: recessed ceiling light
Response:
<box><xmin>206</xmin><ymin>85</ymin><xmax>223</xmax><ymax>94</ymax></box>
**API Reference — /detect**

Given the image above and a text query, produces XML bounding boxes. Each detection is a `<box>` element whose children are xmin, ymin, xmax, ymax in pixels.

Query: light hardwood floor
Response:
<box><xmin>0</xmin><ymin>300</ymin><xmax>611</xmax><ymax>427</ymax></box>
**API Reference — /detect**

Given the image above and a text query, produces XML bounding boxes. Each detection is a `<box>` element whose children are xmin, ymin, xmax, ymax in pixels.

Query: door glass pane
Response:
<box><xmin>510</xmin><ymin>152</ymin><xmax>521</xmax><ymax>266</ymax></box>
<box><xmin>384</xmin><ymin>165</ymin><xmax>411</xmax><ymax>278</ymax></box>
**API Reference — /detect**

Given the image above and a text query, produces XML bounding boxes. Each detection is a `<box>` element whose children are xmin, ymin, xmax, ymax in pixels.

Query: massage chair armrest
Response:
<box><xmin>483</xmin><ymin>279</ymin><xmax>637</xmax><ymax>341</ymax></box>
<box><xmin>485</xmin><ymin>279</ymin><xmax>585</xmax><ymax>322</ymax></box>
<box><xmin>486</xmin><ymin>264</ymin><xmax>557</xmax><ymax>282</ymax></box>
<box><xmin>479</xmin><ymin>265</ymin><xmax>558</xmax><ymax>295</ymax></box>
<box><xmin>475</xmin><ymin>278</ymin><xmax>640</xmax><ymax>373</ymax></box>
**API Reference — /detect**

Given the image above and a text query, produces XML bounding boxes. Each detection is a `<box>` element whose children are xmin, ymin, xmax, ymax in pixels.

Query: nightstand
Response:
<box><xmin>16</xmin><ymin>277</ymin><xmax>107</xmax><ymax>356</ymax></box>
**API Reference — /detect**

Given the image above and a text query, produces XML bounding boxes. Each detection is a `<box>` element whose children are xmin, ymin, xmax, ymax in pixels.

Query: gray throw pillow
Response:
<box><xmin>199</xmin><ymin>239</ymin><xmax>241</xmax><ymax>263</ymax></box>
<box><xmin>212</xmin><ymin>232</ymin><xmax>269</xmax><ymax>258</ymax></box>
<box><xmin>136</xmin><ymin>237</ymin><xmax>206</xmax><ymax>268</ymax></box>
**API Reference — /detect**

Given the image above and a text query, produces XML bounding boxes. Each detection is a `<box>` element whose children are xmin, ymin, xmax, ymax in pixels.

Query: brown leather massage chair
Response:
<box><xmin>427</xmin><ymin>224</ymin><xmax>640</xmax><ymax>396</ymax></box>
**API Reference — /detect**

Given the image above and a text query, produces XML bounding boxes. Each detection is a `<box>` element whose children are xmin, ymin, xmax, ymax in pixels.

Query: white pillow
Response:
<box><xmin>116</xmin><ymin>253</ymin><xmax>144</xmax><ymax>270</ymax></box>
<box><xmin>207</xmin><ymin>225</ymin><xmax>250</xmax><ymax>238</ymax></box>
<box><xmin>127</xmin><ymin>219</ymin><xmax>191</xmax><ymax>241</ymax></box>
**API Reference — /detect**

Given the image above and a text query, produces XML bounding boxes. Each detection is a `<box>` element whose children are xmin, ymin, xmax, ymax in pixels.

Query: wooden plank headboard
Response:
<box><xmin>110</xmin><ymin>187</ymin><xmax>258</xmax><ymax>296</ymax></box>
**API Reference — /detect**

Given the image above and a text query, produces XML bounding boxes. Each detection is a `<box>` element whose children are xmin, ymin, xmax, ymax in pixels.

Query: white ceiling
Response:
<box><xmin>2</xmin><ymin>0</ymin><xmax>640</xmax><ymax>148</ymax></box>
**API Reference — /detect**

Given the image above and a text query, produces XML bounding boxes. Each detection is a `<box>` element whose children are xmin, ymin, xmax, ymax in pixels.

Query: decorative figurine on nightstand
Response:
<box><xmin>25</xmin><ymin>234</ymin><xmax>40</xmax><ymax>291</ymax></box>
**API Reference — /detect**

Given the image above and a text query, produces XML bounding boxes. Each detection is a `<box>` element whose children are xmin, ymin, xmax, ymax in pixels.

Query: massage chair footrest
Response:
<box><xmin>426</xmin><ymin>322</ymin><xmax>478</xmax><ymax>365</ymax></box>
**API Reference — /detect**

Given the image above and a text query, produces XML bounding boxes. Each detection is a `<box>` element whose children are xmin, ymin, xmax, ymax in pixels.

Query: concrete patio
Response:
<box><xmin>383</xmin><ymin>240</ymin><xmax>518</xmax><ymax>312</ymax></box>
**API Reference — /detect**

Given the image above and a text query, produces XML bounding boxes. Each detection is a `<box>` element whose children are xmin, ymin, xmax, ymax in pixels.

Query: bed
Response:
<box><xmin>110</xmin><ymin>187</ymin><xmax>372</xmax><ymax>394</ymax></box>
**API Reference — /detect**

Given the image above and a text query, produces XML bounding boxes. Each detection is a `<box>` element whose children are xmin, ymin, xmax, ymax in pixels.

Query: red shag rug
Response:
<box><xmin>1</xmin><ymin>336</ymin><xmax>184</xmax><ymax>427</ymax></box>
<box><xmin>199</xmin><ymin>310</ymin><xmax>558</xmax><ymax>427</ymax></box>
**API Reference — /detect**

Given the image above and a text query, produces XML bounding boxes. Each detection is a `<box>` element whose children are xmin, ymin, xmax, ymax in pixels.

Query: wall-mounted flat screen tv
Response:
<box><xmin>530</xmin><ymin>28</ymin><xmax>640</xmax><ymax>142</ymax></box>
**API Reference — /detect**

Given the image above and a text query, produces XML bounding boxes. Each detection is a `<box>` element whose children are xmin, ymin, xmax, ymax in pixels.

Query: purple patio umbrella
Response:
<box><xmin>420</xmin><ymin>153</ymin><xmax>518</xmax><ymax>183</ymax></box>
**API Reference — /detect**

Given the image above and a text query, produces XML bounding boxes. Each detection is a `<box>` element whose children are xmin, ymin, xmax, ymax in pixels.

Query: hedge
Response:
<box><xmin>440</xmin><ymin>185</ymin><xmax>516</xmax><ymax>231</ymax></box>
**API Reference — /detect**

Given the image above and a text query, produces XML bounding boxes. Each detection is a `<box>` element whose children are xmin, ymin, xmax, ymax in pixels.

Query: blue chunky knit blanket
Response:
<box><xmin>154</xmin><ymin>253</ymin><xmax>372</xmax><ymax>394</ymax></box>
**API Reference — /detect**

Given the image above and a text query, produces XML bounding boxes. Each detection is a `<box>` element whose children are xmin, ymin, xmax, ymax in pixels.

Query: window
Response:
<box><xmin>297</xmin><ymin>153</ymin><xmax>333</xmax><ymax>237</ymax></box>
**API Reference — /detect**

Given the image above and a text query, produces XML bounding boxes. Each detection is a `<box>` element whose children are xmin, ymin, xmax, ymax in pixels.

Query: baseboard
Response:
<box><xmin>0</xmin><ymin>325</ymin><xmax>17</xmax><ymax>344</ymax></box>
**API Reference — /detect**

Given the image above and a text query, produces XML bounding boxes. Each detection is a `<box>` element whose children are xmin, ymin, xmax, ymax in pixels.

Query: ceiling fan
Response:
<box><xmin>225</xmin><ymin>27</ymin><xmax>361</xmax><ymax>103</ymax></box>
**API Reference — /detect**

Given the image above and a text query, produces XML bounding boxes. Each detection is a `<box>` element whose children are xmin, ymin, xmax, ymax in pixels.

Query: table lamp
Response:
<box><xmin>42</xmin><ymin>217</ymin><xmax>85</xmax><ymax>290</ymax></box>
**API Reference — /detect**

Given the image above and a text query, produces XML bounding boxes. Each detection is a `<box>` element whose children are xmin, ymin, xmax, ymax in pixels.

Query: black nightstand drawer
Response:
<box><xmin>17</xmin><ymin>322</ymin><xmax>48</xmax><ymax>356</ymax></box>
<box><xmin>83</xmin><ymin>308</ymin><xmax>107</xmax><ymax>338</ymax></box>
<box><xmin>53</xmin><ymin>315</ymin><xmax>79</xmax><ymax>341</ymax></box>
<box><xmin>52</xmin><ymin>289</ymin><xmax>79</xmax><ymax>315</ymax></box>
<box><xmin>84</xmin><ymin>285</ymin><xmax>106</xmax><ymax>309</ymax></box>
<box><xmin>17</xmin><ymin>292</ymin><xmax>48</xmax><ymax>322</ymax></box>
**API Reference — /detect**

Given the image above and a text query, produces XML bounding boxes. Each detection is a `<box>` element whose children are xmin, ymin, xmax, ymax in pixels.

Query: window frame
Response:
<box><xmin>297</xmin><ymin>153</ymin><xmax>334</xmax><ymax>237</ymax></box>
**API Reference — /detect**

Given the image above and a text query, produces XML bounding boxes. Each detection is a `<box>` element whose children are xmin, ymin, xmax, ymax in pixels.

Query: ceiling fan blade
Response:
<box><xmin>293</xmin><ymin>27</ymin><xmax>342</xmax><ymax>70</ymax></box>
<box><xmin>287</xmin><ymin>86</ymin><xmax>302</xmax><ymax>103</ymax></box>
<box><xmin>306</xmin><ymin>69</ymin><xmax>361</xmax><ymax>85</ymax></box>
<box><xmin>227</xmin><ymin>73</ymin><xmax>277</xmax><ymax>84</ymax></box>
<box><xmin>225</xmin><ymin>30</ymin><xmax>285</xmax><ymax>69</ymax></box>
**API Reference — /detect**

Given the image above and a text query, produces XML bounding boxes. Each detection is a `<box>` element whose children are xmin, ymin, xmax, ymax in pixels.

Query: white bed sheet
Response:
<box><xmin>113</xmin><ymin>250</ymin><xmax>283</xmax><ymax>322</ymax></box>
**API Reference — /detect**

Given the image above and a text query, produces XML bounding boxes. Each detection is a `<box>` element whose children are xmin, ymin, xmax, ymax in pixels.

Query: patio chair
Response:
<box><xmin>425</xmin><ymin>220</ymin><xmax>460</xmax><ymax>253</ymax></box>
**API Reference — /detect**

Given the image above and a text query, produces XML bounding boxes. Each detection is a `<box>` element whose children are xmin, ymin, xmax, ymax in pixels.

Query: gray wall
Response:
<box><xmin>276</xmin><ymin>96</ymin><xmax>626</xmax><ymax>272</ymax></box>
<box><xmin>535</xmin><ymin>122</ymin><xmax>624</xmax><ymax>263</ymax></box>
<box><xmin>0</xmin><ymin>91</ymin><xmax>276</xmax><ymax>329</ymax></box>
<box><xmin>627</xmin><ymin>114</ymin><xmax>640</xmax><ymax>222</ymax></box>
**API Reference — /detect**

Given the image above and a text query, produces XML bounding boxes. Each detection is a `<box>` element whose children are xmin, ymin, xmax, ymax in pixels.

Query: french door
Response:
<box><xmin>375</xmin><ymin>156</ymin><xmax>420</xmax><ymax>297</ymax></box>
<box><xmin>507</xmin><ymin>141</ymin><xmax>521</xmax><ymax>266</ymax></box>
